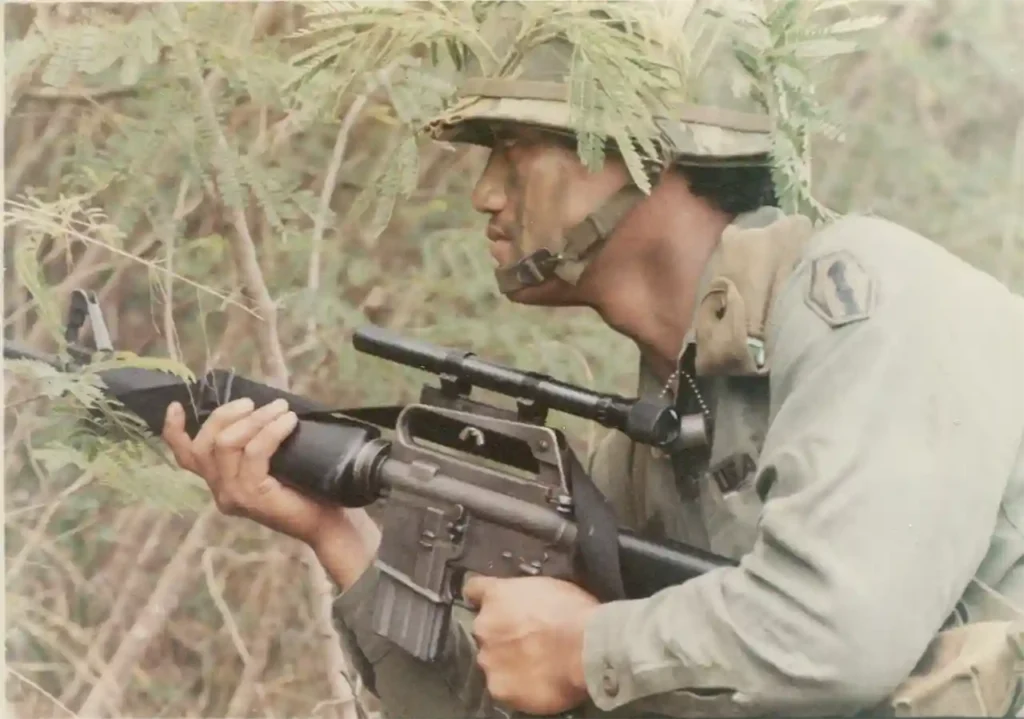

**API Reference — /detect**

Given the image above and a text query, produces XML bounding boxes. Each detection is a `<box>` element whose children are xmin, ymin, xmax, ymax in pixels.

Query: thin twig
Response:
<box><xmin>172</xmin><ymin>7</ymin><xmax>289</xmax><ymax>386</ymax></box>
<box><xmin>225</xmin><ymin>550</ymin><xmax>284</xmax><ymax>718</ymax></box>
<box><xmin>9</xmin><ymin>612</ymin><xmax>105</xmax><ymax>687</ymax></box>
<box><xmin>4</xmin><ymin>200</ymin><xmax>256</xmax><ymax>318</ymax></box>
<box><xmin>24</xmin><ymin>233</ymin><xmax>164</xmax><ymax>350</ymax></box>
<box><xmin>22</xmin><ymin>84</ymin><xmax>139</xmax><ymax>100</ymax></box>
<box><xmin>162</xmin><ymin>178</ymin><xmax>192</xmax><ymax>363</ymax></box>
<box><xmin>7</xmin><ymin>471</ymin><xmax>95</xmax><ymax>583</ymax></box>
<box><xmin>59</xmin><ymin>511</ymin><xmax>173</xmax><ymax>705</ymax></box>
<box><xmin>3</xmin><ymin>189</ymin><xmax>203</xmax><ymax>333</ymax></box>
<box><xmin>311</xmin><ymin>696</ymin><xmax>361</xmax><ymax>719</ymax></box>
<box><xmin>201</xmin><ymin>548</ymin><xmax>253</xmax><ymax>664</ymax></box>
<box><xmin>301</xmin><ymin>543</ymin><xmax>362</xmax><ymax>719</ymax></box>
<box><xmin>6</xmin><ymin>104</ymin><xmax>75</xmax><ymax>193</ymax></box>
<box><xmin>306</xmin><ymin>65</ymin><xmax>396</xmax><ymax>342</ymax></box>
<box><xmin>21</xmin><ymin>535</ymin><xmax>91</xmax><ymax>599</ymax></box>
<box><xmin>8</xmin><ymin>667</ymin><xmax>79</xmax><ymax>717</ymax></box>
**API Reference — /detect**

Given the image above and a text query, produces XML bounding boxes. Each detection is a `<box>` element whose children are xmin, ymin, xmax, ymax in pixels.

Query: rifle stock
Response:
<box><xmin>4</xmin><ymin>289</ymin><xmax>734</xmax><ymax>661</ymax></box>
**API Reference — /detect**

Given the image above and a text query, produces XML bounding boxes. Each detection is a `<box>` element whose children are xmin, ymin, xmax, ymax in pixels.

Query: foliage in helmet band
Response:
<box><xmin>291</xmin><ymin>0</ymin><xmax>888</xmax><ymax>230</ymax></box>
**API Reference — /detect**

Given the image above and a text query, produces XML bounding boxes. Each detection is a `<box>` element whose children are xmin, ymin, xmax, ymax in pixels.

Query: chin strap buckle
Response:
<box><xmin>491</xmin><ymin>185</ymin><xmax>649</xmax><ymax>295</ymax></box>
<box><xmin>494</xmin><ymin>249</ymin><xmax>562</xmax><ymax>294</ymax></box>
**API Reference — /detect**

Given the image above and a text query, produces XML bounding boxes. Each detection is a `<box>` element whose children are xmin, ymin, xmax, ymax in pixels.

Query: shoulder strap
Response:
<box><xmin>694</xmin><ymin>214</ymin><xmax>815</xmax><ymax>377</ymax></box>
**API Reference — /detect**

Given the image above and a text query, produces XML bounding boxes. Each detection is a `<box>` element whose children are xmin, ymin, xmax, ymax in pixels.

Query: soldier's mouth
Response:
<box><xmin>488</xmin><ymin>241</ymin><xmax>509</xmax><ymax>265</ymax></box>
<box><xmin>485</xmin><ymin>225</ymin><xmax>507</xmax><ymax>243</ymax></box>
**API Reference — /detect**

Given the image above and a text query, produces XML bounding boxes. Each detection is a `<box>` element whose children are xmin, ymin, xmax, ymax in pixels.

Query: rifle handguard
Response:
<box><xmin>95</xmin><ymin>365</ymin><xmax>383</xmax><ymax>506</ymax></box>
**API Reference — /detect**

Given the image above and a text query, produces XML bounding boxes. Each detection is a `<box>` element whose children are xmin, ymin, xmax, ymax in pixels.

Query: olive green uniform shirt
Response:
<box><xmin>332</xmin><ymin>211</ymin><xmax>1024</xmax><ymax>717</ymax></box>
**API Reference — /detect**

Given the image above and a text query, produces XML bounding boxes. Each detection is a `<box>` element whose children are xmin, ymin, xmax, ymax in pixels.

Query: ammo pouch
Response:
<box><xmin>877</xmin><ymin>620</ymin><xmax>1024</xmax><ymax>717</ymax></box>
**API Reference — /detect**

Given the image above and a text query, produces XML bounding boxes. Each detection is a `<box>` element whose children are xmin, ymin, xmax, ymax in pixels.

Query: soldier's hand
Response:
<box><xmin>161</xmin><ymin>398</ymin><xmax>340</xmax><ymax>548</ymax></box>
<box><xmin>463</xmin><ymin>575</ymin><xmax>598</xmax><ymax>715</ymax></box>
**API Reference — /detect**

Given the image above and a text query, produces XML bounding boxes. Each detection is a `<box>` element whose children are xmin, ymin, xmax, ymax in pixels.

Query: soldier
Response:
<box><xmin>161</xmin><ymin>9</ymin><xmax>1024</xmax><ymax>719</ymax></box>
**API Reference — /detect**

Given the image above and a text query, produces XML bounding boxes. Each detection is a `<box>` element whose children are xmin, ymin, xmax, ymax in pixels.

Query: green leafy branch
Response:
<box><xmin>6</xmin><ymin>354</ymin><xmax>205</xmax><ymax>514</ymax></box>
<box><xmin>718</xmin><ymin>0</ymin><xmax>890</xmax><ymax>218</ymax></box>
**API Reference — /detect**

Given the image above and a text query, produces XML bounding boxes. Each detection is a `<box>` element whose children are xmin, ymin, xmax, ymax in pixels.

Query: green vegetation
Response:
<box><xmin>4</xmin><ymin>2</ymin><xmax>1021</xmax><ymax>717</ymax></box>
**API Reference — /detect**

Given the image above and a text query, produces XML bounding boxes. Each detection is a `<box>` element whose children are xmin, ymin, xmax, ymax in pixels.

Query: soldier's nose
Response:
<box><xmin>471</xmin><ymin>152</ymin><xmax>509</xmax><ymax>215</ymax></box>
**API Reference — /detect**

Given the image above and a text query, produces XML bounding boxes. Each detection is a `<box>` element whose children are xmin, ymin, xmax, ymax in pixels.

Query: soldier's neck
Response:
<box><xmin>581</xmin><ymin>187</ymin><xmax>729</xmax><ymax>382</ymax></box>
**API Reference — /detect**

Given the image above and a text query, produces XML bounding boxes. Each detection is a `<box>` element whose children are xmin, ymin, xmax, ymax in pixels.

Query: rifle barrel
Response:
<box><xmin>377</xmin><ymin>456</ymin><xmax>578</xmax><ymax>549</ymax></box>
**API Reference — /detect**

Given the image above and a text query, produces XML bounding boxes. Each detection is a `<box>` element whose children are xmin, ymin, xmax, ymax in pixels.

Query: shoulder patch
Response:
<box><xmin>805</xmin><ymin>251</ymin><xmax>875</xmax><ymax>328</ymax></box>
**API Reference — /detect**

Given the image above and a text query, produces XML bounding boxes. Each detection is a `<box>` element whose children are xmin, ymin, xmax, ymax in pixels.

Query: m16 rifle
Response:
<box><xmin>4</xmin><ymin>289</ymin><xmax>734</xmax><ymax>662</ymax></box>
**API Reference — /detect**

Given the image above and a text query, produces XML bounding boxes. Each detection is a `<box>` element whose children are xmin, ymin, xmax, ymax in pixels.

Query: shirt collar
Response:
<box><xmin>677</xmin><ymin>206</ymin><xmax>787</xmax><ymax>367</ymax></box>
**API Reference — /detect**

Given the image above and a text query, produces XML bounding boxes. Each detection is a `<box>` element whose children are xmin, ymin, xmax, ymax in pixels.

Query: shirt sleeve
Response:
<box><xmin>580</xmin><ymin>223</ymin><xmax>1023</xmax><ymax>716</ymax></box>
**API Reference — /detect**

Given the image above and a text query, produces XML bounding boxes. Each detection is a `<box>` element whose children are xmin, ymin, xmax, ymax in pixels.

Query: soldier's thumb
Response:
<box><xmin>462</xmin><ymin>575</ymin><xmax>494</xmax><ymax>606</ymax></box>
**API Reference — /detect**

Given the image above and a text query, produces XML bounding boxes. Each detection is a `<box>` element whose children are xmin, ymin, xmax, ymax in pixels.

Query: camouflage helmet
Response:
<box><xmin>422</xmin><ymin>2</ymin><xmax>775</xmax><ymax>294</ymax></box>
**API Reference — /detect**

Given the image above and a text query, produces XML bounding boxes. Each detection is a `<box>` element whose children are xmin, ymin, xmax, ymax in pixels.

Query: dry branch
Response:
<box><xmin>170</xmin><ymin>8</ymin><xmax>362</xmax><ymax>718</ymax></box>
<box><xmin>306</xmin><ymin>64</ymin><xmax>398</xmax><ymax>343</ymax></box>
<box><xmin>7</xmin><ymin>668</ymin><xmax>77</xmax><ymax>718</ymax></box>
<box><xmin>173</xmin><ymin>11</ymin><xmax>288</xmax><ymax>387</ymax></box>
<box><xmin>224</xmin><ymin>550</ymin><xmax>286</xmax><ymax>717</ymax></box>
<box><xmin>6</xmin><ymin>104</ymin><xmax>75</xmax><ymax>193</ymax></box>
<box><xmin>7</xmin><ymin>471</ymin><xmax>95</xmax><ymax>583</ymax></box>
<box><xmin>77</xmin><ymin>506</ymin><xmax>218</xmax><ymax>718</ymax></box>
<box><xmin>202</xmin><ymin>547</ymin><xmax>274</xmax><ymax>715</ymax></box>
<box><xmin>60</xmin><ymin>512</ymin><xmax>174</xmax><ymax>706</ymax></box>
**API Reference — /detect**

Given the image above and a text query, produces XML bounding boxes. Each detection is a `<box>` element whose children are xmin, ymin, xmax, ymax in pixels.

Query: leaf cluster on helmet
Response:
<box><xmin>287</xmin><ymin>0</ymin><xmax>888</xmax><ymax>234</ymax></box>
<box><xmin>710</xmin><ymin>0</ymin><xmax>890</xmax><ymax>219</ymax></box>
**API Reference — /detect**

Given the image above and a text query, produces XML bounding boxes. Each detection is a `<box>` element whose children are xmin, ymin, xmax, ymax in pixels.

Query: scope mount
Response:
<box><xmin>434</xmin><ymin>367</ymin><xmax>550</xmax><ymax>427</ymax></box>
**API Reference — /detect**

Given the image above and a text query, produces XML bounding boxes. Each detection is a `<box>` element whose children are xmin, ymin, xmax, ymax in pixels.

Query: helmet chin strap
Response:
<box><xmin>493</xmin><ymin>185</ymin><xmax>648</xmax><ymax>295</ymax></box>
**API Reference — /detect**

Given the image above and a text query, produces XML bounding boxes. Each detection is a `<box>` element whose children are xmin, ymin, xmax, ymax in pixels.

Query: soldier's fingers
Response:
<box><xmin>215</xmin><ymin>399</ymin><xmax>291</xmax><ymax>454</ymax></box>
<box><xmin>194</xmin><ymin>398</ymin><xmax>258</xmax><ymax>448</ymax></box>
<box><xmin>192</xmin><ymin>398</ymin><xmax>255</xmax><ymax>476</ymax></box>
<box><xmin>213</xmin><ymin>399</ymin><xmax>291</xmax><ymax>483</ymax></box>
<box><xmin>162</xmin><ymin>402</ymin><xmax>198</xmax><ymax>473</ymax></box>
<box><xmin>484</xmin><ymin>672</ymin><xmax>514</xmax><ymax>705</ymax></box>
<box><xmin>236</xmin><ymin>410</ymin><xmax>298</xmax><ymax>482</ymax></box>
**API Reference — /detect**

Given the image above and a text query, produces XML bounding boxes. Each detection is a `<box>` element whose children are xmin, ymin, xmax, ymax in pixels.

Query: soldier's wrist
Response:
<box><xmin>311</xmin><ymin>508</ymin><xmax>382</xmax><ymax>591</ymax></box>
<box><xmin>569</xmin><ymin>605</ymin><xmax>597</xmax><ymax>697</ymax></box>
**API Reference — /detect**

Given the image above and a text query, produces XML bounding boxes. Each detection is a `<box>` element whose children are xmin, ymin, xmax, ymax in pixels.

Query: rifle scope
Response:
<box><xmin>352</xmin><ymin>325</ymin><xmax>707</xmax><ymax>452</ymax></box>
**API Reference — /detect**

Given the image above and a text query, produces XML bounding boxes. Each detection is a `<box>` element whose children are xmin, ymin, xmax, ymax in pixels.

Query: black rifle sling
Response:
<box><xmin>563</xmin><ymin>450</ymin><xmax>627</xmax><ymax>602</ymax></box>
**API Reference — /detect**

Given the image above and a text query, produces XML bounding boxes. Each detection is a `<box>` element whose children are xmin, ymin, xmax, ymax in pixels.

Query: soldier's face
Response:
<box><xmin>470</xmin><ymin>126</ymin><xmax>628</xmax><ymax>304</ymax></box>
